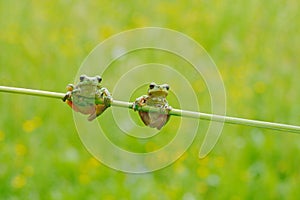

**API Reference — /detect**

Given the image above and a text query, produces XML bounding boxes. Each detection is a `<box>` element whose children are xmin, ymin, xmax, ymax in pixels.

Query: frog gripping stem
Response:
<box><xmin>0</xmin><ymin>85</ymin><xmax>300</xmax><ymax>133</ymax></box>
<box><xmin>61</xmin><ymin>75</ymin><xmax>113</xmax><ymax>121</ymax></box>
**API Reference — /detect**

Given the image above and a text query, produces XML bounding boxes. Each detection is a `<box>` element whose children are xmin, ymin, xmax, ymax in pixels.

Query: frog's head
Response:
<box><xmin>147</xmin><ymin>82</ymin><xmax>169</xmax><ymax>97</ymax></box>
<box><xmin>78</xmin><ymin>75</ymin><xmax>102</xmax><ymax>87</ymax></box>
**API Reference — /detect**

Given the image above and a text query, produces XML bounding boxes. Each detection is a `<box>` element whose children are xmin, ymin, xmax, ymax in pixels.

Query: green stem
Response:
<box><xmin>0</xmin><ymin>86</ymin><xmax>65</xmax><ymax>99</ymax></box>
<box><xmin>1</xmin><ymin>86</ymin><xmax>300</xmax><ymax>133</ymax></box>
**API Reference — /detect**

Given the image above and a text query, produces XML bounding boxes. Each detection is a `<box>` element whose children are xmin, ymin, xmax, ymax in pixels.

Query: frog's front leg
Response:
<box><xmin>62</xmin><ymin>84</ymin><xmax>74</xmax><ymax>102</ymax></box>
<box><xmin>100</xmin><ymin>87</ymin><xmax>113</xmax><ymax>107</ymax></box>
<box><xmin>165</xmin><ymin>105</ymin><xmax>172</xmax><ymax>113</ymax></box>
<box><xmin>87</xmin><ymin>88</ymin><xmax>112</xmax><ymax>121</ymax></box>
<box><xmin>132</xmin><ymin>95</ymin><xmax>147</xmax><ymax>111</ymax></box>
<box><xmin>87</xmin><ymin>104</ymin><xmax>106</xmax><ymax>121</ymax></box>
<box><xmin>62</xmin><ymin>91</ymin><xmax>72</xmax><ymax>102</ymax></box>
<box><xmin>62</xmin><ymin>84</ymin><xmax>78</xmax><ymax>110</ymax></box>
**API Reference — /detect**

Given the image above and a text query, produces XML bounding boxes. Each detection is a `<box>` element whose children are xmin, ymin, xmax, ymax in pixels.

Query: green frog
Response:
<box><xmin>62</xmin><ymin>75</ymin><xmax>112</xmax><ymax>121</ymax></box>
<box><xmin>133</xmin><ymin>82</ymin><xmax>172</xmax><ymax>130</ymax></box>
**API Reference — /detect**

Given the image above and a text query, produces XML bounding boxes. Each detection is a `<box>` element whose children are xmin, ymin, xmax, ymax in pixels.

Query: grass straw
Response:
<box><xmin>1</xmin><ymin>85</ymin><xmax>300</xmax><ymax>133</ymax></box>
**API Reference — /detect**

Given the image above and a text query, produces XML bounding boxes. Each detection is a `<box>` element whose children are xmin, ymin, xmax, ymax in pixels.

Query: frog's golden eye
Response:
<box><xmin>96</xmin><ymin>76</ymin><xmax>102</xmax><ymax>83</ymax></box>
<box><xmin>80</xmin><ymin>75</ymin><xmax>86</xmax><ymax>82</ymax></box>
<box><xmin>149</xmin><ymin>82</ymin><xmax>156</xmax><ymax>89</ymax></box>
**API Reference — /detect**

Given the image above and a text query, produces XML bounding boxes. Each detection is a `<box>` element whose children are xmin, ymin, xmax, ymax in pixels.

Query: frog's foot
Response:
<box><xmin>66</xmin><ymin>84</ymin><xmax>75</xmax><ymax>91</ymax></box>
<box><xmin>88</xmin><ymin>112</ymin><xmax>97</xmax><ymax>121</ymax></box>
<box><xmin>87</xmin><ymin>104</ymin><xmax>107</xmax><ymax>121</ymax></box>
<box><xmin>62</xmin><ymin>91</ymin><xmax>72</xmax><ymax>102</ymax></box>
<box><xmin>158</xmin><ymin>105</ymin><xmax>172</xmax><ymax>114</ymax></box>
<box><xmin>132</xmin><ymin>101</ymin><xmax>139</xmax><ymax>111</ymax></box>
<box><xmin>103</xmin><ymin>96</ymin><xmax>113</xmax><ymax>107</ymax></box>
<box><xmin>132</xmin><ymin>101</ymin><xmax>144</xmax><ymax>111</ymax></box>
<box><xmin>65</xmin><ymin>100</ymin><xmax>80</xmax><ymax>112</ymax></box>
<box><xmin>166</xmin><ymin>105</ymin><xmax>172</xmax><ymax>113</ymax></box>
<box><xmin>63</xmin><ymin>84</ymin><xmax>74</xmax><ymax>102</ymax></box>
<box><xmin>132</xmin><ymin>96</ymin><xmax>147</xmax><ymax>111</ymax></box>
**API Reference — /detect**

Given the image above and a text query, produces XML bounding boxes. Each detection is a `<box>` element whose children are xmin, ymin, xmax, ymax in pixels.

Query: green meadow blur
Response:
<box><xmin>1</xmin><ymin>0</ymin><xmax>300</xmax><ymax>199</ymax></box>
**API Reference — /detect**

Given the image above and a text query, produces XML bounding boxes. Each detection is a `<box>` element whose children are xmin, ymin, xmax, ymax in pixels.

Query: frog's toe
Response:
<box><xmin>66</xmin><ymin>84</ymin><xmax>74</xmax><ymax>91</ymax></box>
<box><xmin>88</xmin><ymin>113</ymin><xmax>97</xmax><ymax>121</ymax></box>
<box><xmin>62</xmin><ymin>92</ymin><xmax>71</xmax><ymax>102</ymax></box>
<box><xmin>166</xmin><ymin>106</ymin><xmax>172</xmax><ymax>112</ymax></box>
<box><xmin>104</xmin><ymin>96</ymin><xmax>113</xmax><ymax>107</ymax></box>
<box><xmin>62</xmin><ymin>95</ymin><xmax>68</xmax><ymax>102</ymax></box>
<box><xmin>132</xmin><ymin>102</ymin><xmax>140</xmax><ymax>111</ymax></box>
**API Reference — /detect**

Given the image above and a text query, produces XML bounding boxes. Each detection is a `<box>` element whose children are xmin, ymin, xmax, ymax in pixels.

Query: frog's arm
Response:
<box><xmin>62</xmin><ymin>84</ymin><xmax>75</xmax><ymax>102</ymax></box>
<box><xmin>132</xmin><ymin>95</ymin><xmax>148</xmax><ymax>111</ymax></box>
<box><xmin>100</xmin><ymin>87</ymin><xmax>112</xmax><ymax>98</ymax></box>
<box><xmin>62</xmin><ymin>91</ymin><xmax>72</xmax><ymax>102</ymax></box>
<box><xmin>99</xmin><ymin>87</ymin><xmax>113</xmax><ymax>107</ymax></box>
<box><xmin>164</xmin><ymin>102</ymin><xmax>172</xmax><ymax>112</ymax></box>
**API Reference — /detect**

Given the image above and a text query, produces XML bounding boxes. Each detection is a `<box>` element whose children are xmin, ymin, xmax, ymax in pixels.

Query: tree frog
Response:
<box><xmin>133</xmin><ymin>82</ymin><xmax>172</xmax><ymax>130</ymax></box>
<box><xmin>62</xmin><ymin>75</ymin><xmax>112</xmax><ymax>121</ymax></box>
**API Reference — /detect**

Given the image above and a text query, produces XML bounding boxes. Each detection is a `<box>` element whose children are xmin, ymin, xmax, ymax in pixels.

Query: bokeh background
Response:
<box><xmin>1</xmin><ymin>0</ymin><xmax>300</xmax><ymax>199</ymax></box>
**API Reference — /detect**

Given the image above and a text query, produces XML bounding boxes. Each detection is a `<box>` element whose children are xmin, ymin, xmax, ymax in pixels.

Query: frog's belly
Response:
<box><xmin>72</xmin><ymin>96</ymin><xmax>96</xmax><ymax>114</ymax></box>
<box><xmin>75</xmin><ymin>105</ymin><xmax>95</xmax><ymax>114</ymax></box>
<box><xmin>139</xmin><ymin>111</ymin><xmax>169</xmax><ymax>130</ymax></box>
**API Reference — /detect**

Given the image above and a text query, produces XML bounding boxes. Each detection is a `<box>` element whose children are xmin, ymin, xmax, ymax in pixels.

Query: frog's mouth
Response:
<box><xmin>149</xmin><ymin>90</ymin><xmax>168</xmax><ymax>97</ymax></box>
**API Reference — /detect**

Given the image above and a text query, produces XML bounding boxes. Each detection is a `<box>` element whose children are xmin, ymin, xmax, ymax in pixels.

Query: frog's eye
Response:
<box><xmin>165</xmin><ymin>84</ymin><xmax>170</xmax><ymax>90</ymax></box>
<box><xmin>149</xmin><ymin>82</ymin><xmax>156</xmax><ymax>89</ymax></box>
<box><xmin>96</xmin><ymin>76</ymin><xmax>102</xmax><ymax>83</ymax></box>
<box><xmin>80</xmin><ymin>75</ymin><xmax>86</xmax><ymax>82</ymax></box>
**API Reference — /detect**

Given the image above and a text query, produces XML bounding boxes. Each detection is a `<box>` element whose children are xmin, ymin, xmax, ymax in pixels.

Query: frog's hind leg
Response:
<box><xmin>87</xmin><ymin>112</ymin><xmax>97</xmax><ymax>121</ymax></box>
<box><xmin>101</xmin><ymin>88</ymin><xmax>113</xmax><ymax>107</ymax></box>
<box><xmin>87</xmin><ymin>104</ymin><xmax>107</xmax><ymax>121</ymax></box>
<box><xmin>65</xmin><ymin>100</ymin><xmax>80</xmax><ymax>112</ymax></box>
<box><xmin>138</xmin><ymin>111</ymin><xmax>151</xmax><ymax>126</ymax></box>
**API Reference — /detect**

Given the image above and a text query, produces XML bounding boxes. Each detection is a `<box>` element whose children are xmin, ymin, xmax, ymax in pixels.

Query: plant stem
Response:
<box><xmin>0</xmin><ymin>86</ymin><xmax>65</xmax><ymax>99</ymax></box>
<box><xmin>1</xmin><ymin>86</ymin><xmax>300</xmax><ymax>133</ymax></box>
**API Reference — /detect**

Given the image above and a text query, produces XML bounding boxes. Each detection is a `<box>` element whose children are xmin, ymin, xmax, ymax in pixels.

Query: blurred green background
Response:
<box><xmin>1</xmin><ymin>0</ymin><xmax>300</xmax><ymax>199</ymax></box>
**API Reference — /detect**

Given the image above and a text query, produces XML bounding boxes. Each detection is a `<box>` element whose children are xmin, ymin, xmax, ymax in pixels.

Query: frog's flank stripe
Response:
<box><xmin>1</xmin><ymin>85</ymin><xmax>300</xmax><ymax>134</ymax></box>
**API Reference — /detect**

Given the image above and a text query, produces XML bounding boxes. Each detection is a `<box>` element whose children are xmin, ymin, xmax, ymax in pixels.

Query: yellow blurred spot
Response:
<box><xmin>87</xmin><ymin>157</ymin><xmax>101</xmax><ymax>168</ymax></box>
<box><xmin>11</xmin><ymin>175</ymin><xmax>26</xmax><ymax>189</ymax></box>
<box><xmin>15</xmin><ymin>144</ymin><xmax>27</xmax><ymax>156</ymax></box>
<box><xmin>236</xmin><ymin>67</ymin><xmax>248</xmax><ymax>80</ymax></box>
<box><xmin>192</xmin><ymin>79</ymin><xmax>205</xmax><ymax>93</ymax></box>
<box><xmin>254</xmin><ymin>81</ymin><xmax>266</xmax><ymax>94</ymax></box>
<box><xmin>174</xmin><ymin>162</ymin><xmax>185</xmax><ymax>174</ymax></box>
<box><xmin>145</xmin><ymin>142</ymin><xmax>158</xmax><ymax>152</ymax></box>
<box><xmin>214</xmin><ymin>156</ymin><xmax>225</xmax><ymax>168</ymax></box>
<box><xmin>22</xmin><ymin>117</ymin><xmax>41</xmax><ymax>133</ymax></box>
<box><xmin>132</xmin><ymin>16</ymin><xmax>148</xmax><ymax>27</ymax></box>
<box><xmin>0</xmin><ymin>130</ymin><xmax>5</xmax><ymax>141</ymax></box>
<box><xmin>100</xmin><ymin>26</ymin><xmax>114</xmax><ymax>39</ymax></box>
<box><xmin>178</xmin><ymin>152</ymin><xmax>187</xmax><ymax>162</ymax></box>
<box><xmin>197</xmin><ymin>167</ymin><xmax>209</xmax><ymax>178</ymax></box>
<box><xmin>199</xmin><ymin>156</ymin><xmax>210</xmax><ymax>165</ymax></box>
<box><xmin>79</xmin><ymin>174</ymin><xmax>90</xmax><ymax>185</ymax></box>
